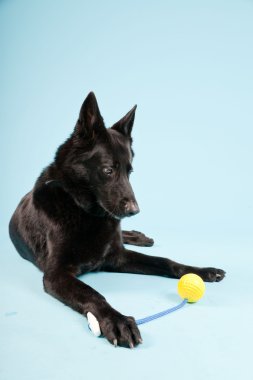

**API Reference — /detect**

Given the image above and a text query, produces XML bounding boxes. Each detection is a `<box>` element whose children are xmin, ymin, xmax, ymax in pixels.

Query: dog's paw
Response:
<box><xmin>122</xmin><ymin>230</ymin><xmax>154</xmax><ymax>247</ymax></box>
<box><xmin>99</xmin><ymin>312</ymin><xmax>142</xmax><ymax>348</ymax></box>
<box><xmin>199</xmin><ymin>267</ymin><xmax>226</xmax><ymax>282</ymax></box>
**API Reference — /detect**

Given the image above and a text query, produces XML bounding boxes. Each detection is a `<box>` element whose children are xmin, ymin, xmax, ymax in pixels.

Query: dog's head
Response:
<box><xmin>55</xmin><ymin>92</ymin><xmax>139</xmax><ymax>220</ymax></box>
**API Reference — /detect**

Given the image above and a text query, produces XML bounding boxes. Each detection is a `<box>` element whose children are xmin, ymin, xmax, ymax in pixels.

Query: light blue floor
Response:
<box><xmin>1</xmin><ymin>237</ymin><xmax>253</xmax><ymax>379</ymax></box>
<box><xmin>1</xmin><ymin>1</ymin><xmax>253</xmax><ymax>379</ymax></box>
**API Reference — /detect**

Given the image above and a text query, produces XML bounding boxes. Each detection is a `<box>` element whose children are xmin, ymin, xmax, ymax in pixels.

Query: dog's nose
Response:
<box><xmin>124</xmin><ymin>200</ymin><xmax>140</xmax><ymax>216</ymax></box>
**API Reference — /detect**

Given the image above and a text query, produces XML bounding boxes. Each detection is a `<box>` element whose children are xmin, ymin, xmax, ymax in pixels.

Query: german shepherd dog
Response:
<box><xmin>9</xmin><ymin>92</ymin><xmax>225</xmax><ymax>348</ymax></box>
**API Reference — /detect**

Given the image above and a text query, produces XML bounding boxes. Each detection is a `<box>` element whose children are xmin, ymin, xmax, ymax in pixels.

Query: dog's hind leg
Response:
<box><xmin>122</xmin><ymin>230</ymin><xmax>154</xmax><ymax>247</ymax></box>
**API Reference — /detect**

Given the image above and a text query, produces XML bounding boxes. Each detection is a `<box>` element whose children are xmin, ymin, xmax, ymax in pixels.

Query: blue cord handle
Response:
<box><xmin>136</xmin><ymin>298</ymin><xmax>188</xmax><ymax>325</ymax></box>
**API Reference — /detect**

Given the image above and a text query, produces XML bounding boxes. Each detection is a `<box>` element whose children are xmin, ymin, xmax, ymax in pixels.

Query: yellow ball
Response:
<box><xmin>177</xmin><ymin>273</ymin><xmax>205</xmax><ymax>303</ymax></box>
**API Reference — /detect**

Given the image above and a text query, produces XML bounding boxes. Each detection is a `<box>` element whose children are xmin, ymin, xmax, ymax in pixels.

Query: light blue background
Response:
<box><xmin>1</xmin><ymin>1</ymin><xmax>253</xmax><ymax>379</ymax></box>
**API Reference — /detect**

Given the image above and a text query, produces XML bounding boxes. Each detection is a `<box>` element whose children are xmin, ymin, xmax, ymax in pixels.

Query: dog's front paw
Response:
<box><xmin>122</xmin><ymin>230</ymin><xmax>154</xmax><ymax>247</ymax></box>
<box><xmin>199</xmin><ymin>267</ymin><xmax>226</xmax><ymax>282</ymax></box>
<box><xmin>99</xmin><ymin>311</ymin><xmax>142</xmax><ymax>348</ymax></box>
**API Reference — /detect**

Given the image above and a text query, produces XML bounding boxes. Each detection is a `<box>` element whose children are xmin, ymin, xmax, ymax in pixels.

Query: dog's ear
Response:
<box><xmin>74</xmin><ymin>92</ymin><xmax>105</xmax><ymax>138</ymax></box>
<box><xmin>111</xmin><ymin>105</ymin><xmax>137</xmax><ymax>137</ymax></box>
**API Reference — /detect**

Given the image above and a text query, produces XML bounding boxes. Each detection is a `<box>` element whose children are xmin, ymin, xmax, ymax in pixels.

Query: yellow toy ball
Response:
<box><xmin>177</xmin><ymin>273</ymin><xmax>205</xmax><ymax>303</ymax></box>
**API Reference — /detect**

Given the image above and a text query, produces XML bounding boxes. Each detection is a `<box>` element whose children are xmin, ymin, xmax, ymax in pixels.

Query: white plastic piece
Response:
<box><xmin>87</xmin><ymin>312</ymin><xmax>101</xmax><ymax>337</ymax></box>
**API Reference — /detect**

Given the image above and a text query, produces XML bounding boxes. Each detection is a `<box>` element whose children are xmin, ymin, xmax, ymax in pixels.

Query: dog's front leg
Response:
<box><xmin>104</xmin><ymin>249</ymin><xmax>225</xmax><ymax>282</ymax></box>
<box><xmin>43</xmin><ymin>270</ymin><xmax>142</xmax><ymax>348</ymax></box>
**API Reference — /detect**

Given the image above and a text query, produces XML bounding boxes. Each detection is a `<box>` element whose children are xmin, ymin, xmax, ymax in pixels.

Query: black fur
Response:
<box><xmin>9</xmin><ymin>92</ymin><xmax>225</xmax><ymax>348</ymax></box>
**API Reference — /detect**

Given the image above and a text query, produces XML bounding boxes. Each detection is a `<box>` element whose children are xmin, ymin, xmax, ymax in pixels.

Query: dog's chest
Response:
<box><xmin>78</xmin><ymin>242</ymin><xmax>112</xmax><ymax>273</ymax></box>
<box><xmin>73</xmin><ymin>217</ymin><xmax>120</xmax><ymax>273</ymax></box>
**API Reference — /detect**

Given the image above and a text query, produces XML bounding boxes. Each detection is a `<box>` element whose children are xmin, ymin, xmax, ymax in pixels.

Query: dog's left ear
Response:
<box><xmin>111</xmin><ymin>105</ymin><xmax>137</xmax><ymax>137</ymax></box>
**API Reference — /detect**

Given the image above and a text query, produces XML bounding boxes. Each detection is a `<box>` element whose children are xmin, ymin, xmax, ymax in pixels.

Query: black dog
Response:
<box><xmin>9</xmin><ymin>92</ymin><xmax>225</xmax><ymax>348</ymax></box>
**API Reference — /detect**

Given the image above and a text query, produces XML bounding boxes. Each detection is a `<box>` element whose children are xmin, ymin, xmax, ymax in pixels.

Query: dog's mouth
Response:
<box><xmin>97</xmin><ymin>200</ymin><xmax>140</xmax><ymax>220</ymax></box>
<box><xmin>97</xmin><ymin>201</ymin><xmax>122</xmax><ymax>220</ymax></box>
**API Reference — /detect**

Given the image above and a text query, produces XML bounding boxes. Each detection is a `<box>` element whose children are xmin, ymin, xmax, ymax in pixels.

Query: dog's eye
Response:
<box><xmin>103</xmin><ymin>167</ymin><xmax>114</xmax><ymax>176</ymax></box>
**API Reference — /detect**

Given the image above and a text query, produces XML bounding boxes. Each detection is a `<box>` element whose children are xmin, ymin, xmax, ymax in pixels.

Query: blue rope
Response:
<box><xmin>136</xmin><ymin>298</ymin><xmax>188</xmax><ymax>325</ymax></box>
